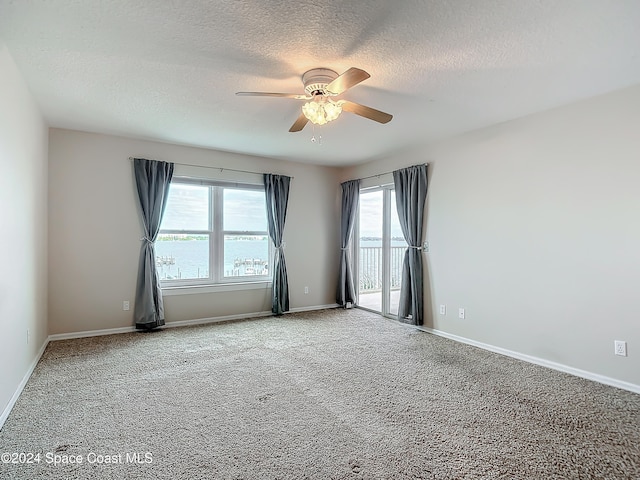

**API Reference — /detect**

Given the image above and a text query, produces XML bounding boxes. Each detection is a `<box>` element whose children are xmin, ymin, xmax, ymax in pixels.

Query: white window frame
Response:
<box><xmin>356</xmin><ymin>184</ymin><xmax>400</xmax><ymax>318</ymax></box>
<box><xmin>158</xmin><ymin>177</ymin><xmax>272</xmax><ymax>289</ymax></box>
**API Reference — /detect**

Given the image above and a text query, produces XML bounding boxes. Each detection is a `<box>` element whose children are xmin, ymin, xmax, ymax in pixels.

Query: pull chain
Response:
<box><xmin>310</xmin><ymin>125</ymin><xmax>322</xmax><ymax>145</ymax></box>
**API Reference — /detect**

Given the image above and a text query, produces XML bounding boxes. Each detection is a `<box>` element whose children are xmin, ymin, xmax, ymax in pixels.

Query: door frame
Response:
<box><xmin>355</xmin><ymin>185</ymin><xmax>397</xmax><ymax>318</ymax></box>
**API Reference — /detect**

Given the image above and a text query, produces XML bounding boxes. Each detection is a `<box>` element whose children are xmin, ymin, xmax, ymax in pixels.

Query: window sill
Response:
<box><xmin>161</xmin><ymin>281</ymin><xmax>272</xmax><ymax>296</ymax></box>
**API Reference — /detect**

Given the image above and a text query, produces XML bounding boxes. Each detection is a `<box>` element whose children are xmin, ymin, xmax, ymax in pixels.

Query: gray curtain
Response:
<box><xmin>264</xmin><ymin>174</ymin><xmax>291</xmax><ymax>315</ymax></box>
<box><xmin>336</xmin><ymin>179</ymin><xmax>360</xmax><ymax>307</ymax></box>
<box><xmin>133</xmin><ymin>158</ymin><xmax>174</xmax><ymax>330</ymax></box>
<box><xmin>393</xmin><ymin>164</ymin><xmax>428</xmax><ymax>325</ymax></box>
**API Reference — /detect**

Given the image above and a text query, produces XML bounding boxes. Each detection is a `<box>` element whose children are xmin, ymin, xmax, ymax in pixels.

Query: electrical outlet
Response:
<box><xmin>423</xmin><ymin>241</ymin><xmax>430</xmax><ymax>253</ymax></box>
<box><xmin>614</xmin><ymin>340</ymin><xmax>627</xmax><ymax>357</ymax></box>
<box><xmin>458</xmin><ymin>308</ymin><xmax>465</xmax><ymax>319</ymax></box>
<box><xmin>123</xmin><ymin>301</ymin><xmax>130</xmax><ymax>311</ymax></box>
<box><xmin>304</xmin><ymin>286</ymin><xmax>309</xmax><ymax>294</ymax></box>
<box><xmin>439</xmin><ymin>304</ymin><xmax>446</xmax><ymax>315</ymax></box>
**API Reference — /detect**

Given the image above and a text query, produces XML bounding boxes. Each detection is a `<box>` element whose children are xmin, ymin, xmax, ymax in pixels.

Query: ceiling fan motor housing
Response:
<box><xmin>303</xmin><ymin>68</ymin><xmax>339</xmax><ymax>96</ymax></box>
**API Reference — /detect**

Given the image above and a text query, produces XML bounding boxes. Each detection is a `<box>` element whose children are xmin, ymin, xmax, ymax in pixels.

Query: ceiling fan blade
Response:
<box><xmin>289</xmin><ymin>113</ymin><xmax>309</xmax><ymax>132</ymax></box>
<box><xmin>326</xmin><ymin>67</ymin><xmax>370</xmax><ymax>95</ymax></box>
<box><xmin>341</xmin><ymin>101</ymin><xmax>393</xmax><ymax>124</ymax></box>
<box><xmin>236</xmin><ymin>92</ymin><xmax>310</xmax><ymax>100</ymax></box>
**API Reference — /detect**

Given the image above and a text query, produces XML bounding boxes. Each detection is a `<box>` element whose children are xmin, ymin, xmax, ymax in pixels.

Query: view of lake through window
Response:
<box><xmin>156</xmin><ymin>181</ymin><xmax>270</xmax><ymax>283</ymax></box>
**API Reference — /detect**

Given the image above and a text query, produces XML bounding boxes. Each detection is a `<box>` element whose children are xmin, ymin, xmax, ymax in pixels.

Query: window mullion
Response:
<box><xmin>209</xmin><ymin>186</ymin><xmax>215</xmax><ymax>283</ymax></box>
<box><xmin>213</xmin><ymin>186</ymin><xmax>223</xmax><ymax>282</ymax></box>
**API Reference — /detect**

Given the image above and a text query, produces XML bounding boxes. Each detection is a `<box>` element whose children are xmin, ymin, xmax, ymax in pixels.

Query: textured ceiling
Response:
<box><xmin>1</xmin><ymin>0</ymin><xmax>640</xmax><ymax>166</ymax></box>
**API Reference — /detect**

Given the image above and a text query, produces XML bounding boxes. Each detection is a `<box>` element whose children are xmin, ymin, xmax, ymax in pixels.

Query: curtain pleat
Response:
<box><xmin>264</xmin><ymin>174</ymin><xmax>291</xmax><ymax>315</ymax></box>
<box><xmin>336</xmin><ymin>179</ymin><xmax>360</xmax><ymax>306</ymax></box>
<box><xmin>393</xmin><ymin>164</ymin><xmax>428</xmax><ymax>325</ymax></box>
<box><xmin>133</xmin><ymin>158</ymin><xmax>174</xmax><ymax>330</ymax></box>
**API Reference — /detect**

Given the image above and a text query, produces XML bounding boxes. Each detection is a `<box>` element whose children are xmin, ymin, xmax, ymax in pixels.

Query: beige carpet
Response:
<box><xmin>1</xmin><ymin>308</ymin><xmax>638</xmax><ymax>479</ymax></box>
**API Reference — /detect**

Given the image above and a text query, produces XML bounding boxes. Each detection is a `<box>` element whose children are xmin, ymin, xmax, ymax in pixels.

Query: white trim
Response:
<box><xmin>0</xmin><ymin>337</ymin><xmax>49</xmax><ymax>431</ymax></box>
<box><xmin>163</xmin><ymin>305</ymin><xmax>340</xmax><ymax>327</ymax></box>
<box><xmin>289</xmin><ymin>303</ymin><xmax>340</xmax><ymax>313</ymax></box>
<box><xmin>47</xmin><ymin>304</ymin><xmax>339</xmax><ymax>341</ymax></box>
<box><xmin>417</xmin><ymin>326</ymin><xmax>640</xmax><ymax>394</ymax></box>
<box><xmin>47</xmin><ymin>313</ymin><xmax>272</xmax><ymax>341</ymax></box>
<box><xmin>161</xmin><ymin>310</ymin><xmax>272</xmax><ymax>329</ymax></box>
<box><xmin>48</xmin><ymin>326</ymin><xmax>137</xmax><ymax>341</ymax></box>
<box><xmin>161</xmin><ymin>281</ymin><xmax>271</xmax><ymax>296</ymax></box>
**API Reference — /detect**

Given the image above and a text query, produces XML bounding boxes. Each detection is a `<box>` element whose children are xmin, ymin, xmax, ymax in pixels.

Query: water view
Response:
<box><xmin>153</xmin><ymin>235</ymin><xmax>406</xmax><ymax>288</ymax></box>
<box><xmin>155</xmin><ymin>235</ymin><xmax>269</xmax><ymax>280</ymax></box>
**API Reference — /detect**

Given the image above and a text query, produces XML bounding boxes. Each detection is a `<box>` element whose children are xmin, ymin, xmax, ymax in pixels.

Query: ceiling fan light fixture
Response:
<box><xmin>237</xmin><ymin>67</ymin><xmax>392</xmax><ymax>132</ymax></box>
<box><xmin>302</xmin><ymin>97</ymin><xmax>344</xmax><ymax>125</ymax></box>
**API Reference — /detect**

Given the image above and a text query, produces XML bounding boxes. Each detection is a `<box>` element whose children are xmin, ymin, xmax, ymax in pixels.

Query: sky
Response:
<box><xmin>359</xmin><ymin>190</ymin><xmax>405</xmax><ymax>240</ymax></box>
<box><xmin>160</xmin><ymin>184</ymin><xmax>267</xmax><ymax>232</ymax></box>
<box><xmin>161</xmin><ymin>183</ymin><xmax>405</xmax><ymax>240</ymax></box>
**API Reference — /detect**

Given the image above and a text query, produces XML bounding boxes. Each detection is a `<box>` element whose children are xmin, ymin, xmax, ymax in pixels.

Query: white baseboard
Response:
<box><xmin>5</xmin><ymin>309</ymin><xmax>637</xmax><ymax>433</ymax></box>
<box><xmin>163</xmin><ymin>310</ymin><xmax>273</xmax><ymax>329</ymax></box>
<box><xmin>47</xmin><ymin>304</ymin><xmax>340</xmax><ymax>341</ymax></box>
<box><xmin>48</xmin><ymin>325</ymin><xmax>136</xmax><ymax>341</ymax></box>
<box><xmin>48</xmin><ymin>313</ymin><xmax>273</xmax><ymax>341</ymax></box>
<box><xmin>289</xmin><ymin>303</ymin><xmax>340</xmax><ymax>313</ymax></box>
<box><xmin>417</xmin><ymin>326</ymin><xmax>640</xmax><ymax>394</ymax></box>
<box><xmin>165</xmin><ymin>304</ymin><xmax>340</xmax><ymax>328</ymax></box>
<box><xmin>0</xmin><ymin>337</ymin><xmax>49</xmax><ymax>431</ymax></box>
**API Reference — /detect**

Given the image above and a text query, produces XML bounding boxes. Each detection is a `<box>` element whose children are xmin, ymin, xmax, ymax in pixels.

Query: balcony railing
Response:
<box><xmin>358</xmin><ymin>246</ymin><xmax>406</xmax><ymax>293</ymax></box>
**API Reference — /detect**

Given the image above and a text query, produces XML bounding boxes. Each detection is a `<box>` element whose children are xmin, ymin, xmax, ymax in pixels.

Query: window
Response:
<box><xmin>155</xmin><ymin>178</ymin><xmax>271</xmax><ymax>287</ymax></box>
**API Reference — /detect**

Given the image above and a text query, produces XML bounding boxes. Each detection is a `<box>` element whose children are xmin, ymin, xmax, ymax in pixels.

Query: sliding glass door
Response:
<box><xmin>358</xmin><ymin>190</ymin><xmax>383</xmax><ymax>312</ymax></box>
<box><xmin>357</xmin><ymin>187</ymin><xmax>407</xmax><ymax>317</ymax></box>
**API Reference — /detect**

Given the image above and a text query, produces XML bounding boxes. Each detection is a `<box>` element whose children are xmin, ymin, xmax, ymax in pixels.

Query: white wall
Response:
<box><xmin>0</xmin><ymin>44</ymin><xmax>48</xmax><ymax>421</ymax></box>
<box><xmin>48</xmin><ymin>129</ymin><xmax>341</xmax><ymax>334</ymax></box>
<box><xmin>345</xmin><ymin>84</ymin><xmax>640</xmax><ymax>387</ymax></box>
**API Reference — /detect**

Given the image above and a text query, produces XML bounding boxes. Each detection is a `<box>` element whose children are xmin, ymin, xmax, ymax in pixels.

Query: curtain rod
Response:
<box><xmin>128</xmin><ymin>157</ymin><xmax>293</xmax><ymax>179</ymax></box>
<box><xmin>357</xmin><ymin>163</ymin><xmax>428</xmax><ymax>182</ymax></box>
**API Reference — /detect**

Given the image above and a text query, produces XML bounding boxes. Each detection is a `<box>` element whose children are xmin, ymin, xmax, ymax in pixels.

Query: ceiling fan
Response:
<box><xmin>236</xmin><ymin>67</ymin><xmax>393</xmax><ymax>132</ymax></box>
